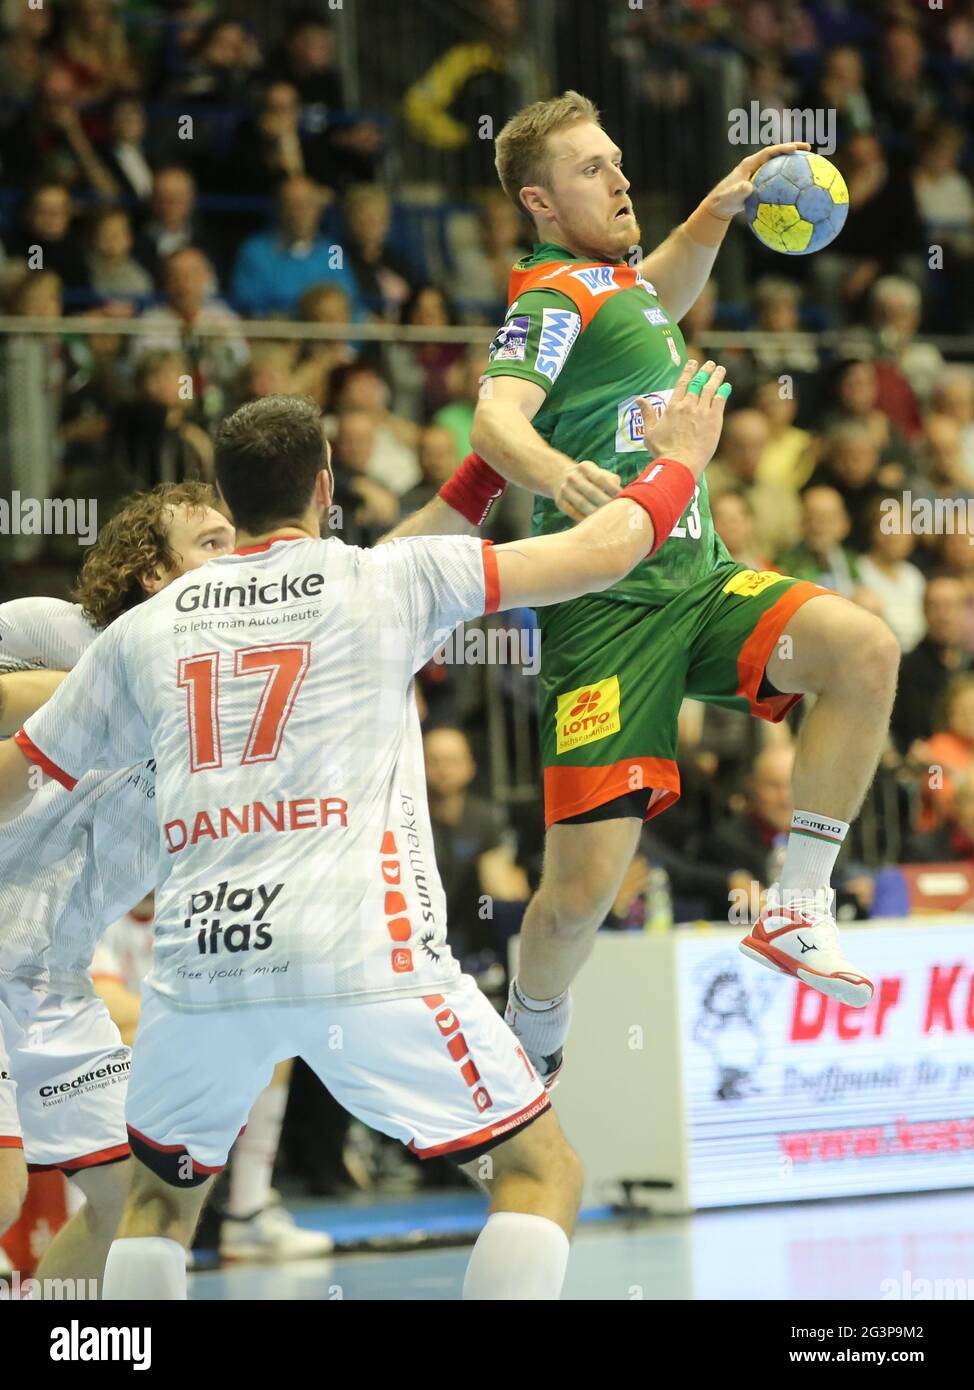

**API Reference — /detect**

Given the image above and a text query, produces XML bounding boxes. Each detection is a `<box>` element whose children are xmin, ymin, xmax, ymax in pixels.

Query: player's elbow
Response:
<box><xmin>469</xmin><ymin>402</ymin><xmax>499</xmax><ymax>458</ymax></box>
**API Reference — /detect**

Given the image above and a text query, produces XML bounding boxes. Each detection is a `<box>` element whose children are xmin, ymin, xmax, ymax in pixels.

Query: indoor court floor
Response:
<box><xmin>189</xmin><ymin>1187</ymin><xmax>974</xmax><ymax>1301</ymax></box>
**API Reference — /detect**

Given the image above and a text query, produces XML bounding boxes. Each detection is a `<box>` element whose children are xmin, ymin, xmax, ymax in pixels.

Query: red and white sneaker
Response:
<box><xmin>739</xmin><ymin>885</ymin><xmax>874</xmax><ymax>1008</ymax></box>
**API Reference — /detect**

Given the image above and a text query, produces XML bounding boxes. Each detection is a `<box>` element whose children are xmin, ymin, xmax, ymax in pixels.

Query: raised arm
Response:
<box><xmin>640</xmin><ymin>141</ymin><xmax>811</xmax><ymax>322</ymax></box>
<box><xmin>490</xmin><ymin>360</ymin><xmax>729</xmax><ymax>609</ymax></box>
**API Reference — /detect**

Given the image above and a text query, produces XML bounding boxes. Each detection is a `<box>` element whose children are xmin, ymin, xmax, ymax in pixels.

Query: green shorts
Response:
<box><xmin>537</xmin><ymin>562</ymin><xmax>827</xmax><ymax>827</ymax></box>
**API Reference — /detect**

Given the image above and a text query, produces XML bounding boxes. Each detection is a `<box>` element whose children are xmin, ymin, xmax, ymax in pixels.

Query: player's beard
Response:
<box><xmin>572</xmin><ymin>210</ymin><xmax>642</xmax><ymax>265</ymax></box>
<box><xmin>609</xmin><ymin>212</ymin><xmax>641</xmax><ymax>263</ymax></box>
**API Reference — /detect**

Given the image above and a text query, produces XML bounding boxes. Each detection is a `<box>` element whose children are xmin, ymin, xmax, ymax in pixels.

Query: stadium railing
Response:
<box><xmin>0</xmin><ymin>316</ymin><xmax>967</xmax><ymax>873</ymax></box>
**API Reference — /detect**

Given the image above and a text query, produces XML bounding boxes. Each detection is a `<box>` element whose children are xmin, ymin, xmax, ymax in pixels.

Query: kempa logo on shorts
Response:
<box><xmin>50</xmin><ymin>1321</ymin><xmax>150</xmax><ymax>1370</ymax></box>
<box><xmin>555</xmin><ymin>676</ymin><xmax>622</xmax><ymax>754</ymax></box>
<box><xmin>39</xmin><ymin>1055</ymin><xmax>130</xmax><ymax>1099</ymax></box>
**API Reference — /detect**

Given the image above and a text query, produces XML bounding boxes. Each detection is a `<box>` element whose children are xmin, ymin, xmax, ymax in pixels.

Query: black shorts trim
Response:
<box><xmin>558</xmin><ymin>789</ymin><xmax>648</xmax><ymax>824</ymax></box>
<box><xmin>127</xmin><ymin>1125</ymin><xmax>226</xmax><ymax>1188</ymax></box>
<box><xmin>448</xmin><ymin>1095</ymin><xmax>550</xmax><ymax>1167</ymax></box>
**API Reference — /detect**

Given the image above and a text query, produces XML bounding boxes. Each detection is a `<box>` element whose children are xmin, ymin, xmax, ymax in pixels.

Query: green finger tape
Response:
<box><xmin>716</xmin><ymin>383</ymin><xmax>732</xmax><ymax>399</ymax></box>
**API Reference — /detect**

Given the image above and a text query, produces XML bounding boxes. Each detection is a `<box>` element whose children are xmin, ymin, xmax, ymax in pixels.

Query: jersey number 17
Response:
<box><xmin>178</xmin><ymin>641</ymin><xmax>311</xmax><ymax>772</ymax></box>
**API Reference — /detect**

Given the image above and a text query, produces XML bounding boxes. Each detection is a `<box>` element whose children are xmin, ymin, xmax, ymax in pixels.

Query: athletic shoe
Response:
<box><xmin>220</xmin><ymin>1196</ymin><xmax>334</xmax><ymax>1262</ymax></box>
<box><xmin>739</xmin><ymin>884</ymin><xmax>874</xmax><ymax>1008</ymax></box>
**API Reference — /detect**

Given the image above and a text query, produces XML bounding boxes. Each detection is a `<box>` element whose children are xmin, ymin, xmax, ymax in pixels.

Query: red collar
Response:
<box><xmin>233</xmin><ymin>534</ymin><xmax>308</xmax><ymax>556</ymax></box>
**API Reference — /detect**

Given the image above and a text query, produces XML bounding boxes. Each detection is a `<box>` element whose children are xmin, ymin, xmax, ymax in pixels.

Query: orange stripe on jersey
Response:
<box><xmin>481</xmin><ymin>540</ymin><xmax>500</xmax><ymax>615</ymax></box>
<box><xmin>506</xmin><ymin>259</ymin><xmax>644</xmax><ymax>333</ymax></box>
<box><xmin>13</xmin><ymin>730</ymin><xmax>77</xmax><ymax>790</ymax></box>
<box><xmin>735</xmin><ymin>580</ymin><xmax>825</xmax><ymax>722</ymax></box>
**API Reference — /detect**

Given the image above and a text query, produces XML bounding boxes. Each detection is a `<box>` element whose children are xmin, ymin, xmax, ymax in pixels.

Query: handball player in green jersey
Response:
<box><xmin>400</xmin><ymin>93</ymin><xmax>900</xmax><ymax>1084</ymax></box>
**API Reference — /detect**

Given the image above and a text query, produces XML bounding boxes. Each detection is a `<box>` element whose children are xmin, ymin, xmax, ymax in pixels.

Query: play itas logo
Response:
<box><xmin>184</xmin><ymin>879</ymin><xmax>282</xmax><ymax>954</ymax></box>
<box><xmin>555</xmin><ymin>676</ymin><xmax>621</xmax><ymax>754</ymax></box>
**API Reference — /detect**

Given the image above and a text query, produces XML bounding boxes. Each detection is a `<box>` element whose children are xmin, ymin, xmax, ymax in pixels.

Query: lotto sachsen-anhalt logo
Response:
<box><xmin>555</xmin><ymin>676</ymin><xmax>621</xmax><ymax>754</ymax></box>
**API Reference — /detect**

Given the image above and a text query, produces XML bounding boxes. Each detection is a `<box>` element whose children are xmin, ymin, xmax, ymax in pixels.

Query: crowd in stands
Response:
<box><xmin>1</xmin><ymin>0</ymin><xmax>974</xmax><ymax>970</ymax></box>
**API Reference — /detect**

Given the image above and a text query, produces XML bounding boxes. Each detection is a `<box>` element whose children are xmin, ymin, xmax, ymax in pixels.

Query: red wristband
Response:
<box><xmin>618</xmin><ymin>458</ymin><xmax>696</xmax><ymax>557</ymax></box>
<box><xmin>439</xmin><ymin>452</ymin><xmax>507</xmax><ymax>527</ymax></box>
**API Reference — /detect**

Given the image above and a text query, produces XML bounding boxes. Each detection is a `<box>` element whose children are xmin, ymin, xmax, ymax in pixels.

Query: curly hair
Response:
<box><xmin>71</xmin><ymin>481</ymin><xmax>218</xmax><ymax>630</ymax></box>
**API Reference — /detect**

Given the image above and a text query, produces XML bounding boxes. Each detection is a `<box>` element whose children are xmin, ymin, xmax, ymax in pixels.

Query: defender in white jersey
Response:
<box><xmin>91</xmin><ymin>898</ymin><xmax>335</xmax><ymax>1263</ymax></box>
<box><xmin>0</xmin><ymin>484</ymin><xmax>235</xmax><ymax>1281</ymax></box>
<box><xmin>0</xmin><ymin>373</ymin><xmax>730</xmax><ymax>1299</ymax></box>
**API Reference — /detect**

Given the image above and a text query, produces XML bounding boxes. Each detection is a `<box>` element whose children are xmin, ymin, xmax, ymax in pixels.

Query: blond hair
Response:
<box><xmin>494</xmin><ymin>90</ymin><xmax>601</xmax><ymax>219</ymax></box>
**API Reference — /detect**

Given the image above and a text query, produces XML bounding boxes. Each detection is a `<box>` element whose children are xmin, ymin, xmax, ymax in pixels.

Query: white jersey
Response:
<box><xmin>0</xmin><ymin>597</ymin><xmax>159</xmax><ymax>992</ymax></box>
<box><xmin>91</xmin><ymin>909</ymin><xmax>155</xmax><ymax>995</ymax></box>
<box><xmin>21</xmin><ymin>534</ymin><xmax>498</xmax><ymax>1011</ymax></box>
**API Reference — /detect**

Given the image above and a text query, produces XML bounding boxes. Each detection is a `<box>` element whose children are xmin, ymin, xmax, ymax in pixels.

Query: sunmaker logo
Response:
<box><xmin>176</xmin><ymin>572</ymin><xmax>325</xmax><ymax>613</ymax></box>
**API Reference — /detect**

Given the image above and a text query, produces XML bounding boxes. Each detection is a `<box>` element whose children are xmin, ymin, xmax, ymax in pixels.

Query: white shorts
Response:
<box><xmin>0</xmin><ymin>979</ymin><xmax>131</xmax><ymax>1172</ymax></box>
<box><xmin>0</xmin><ymin>1006</ymin><xmax>20</xmax><ymax>1154</ymax></box>
<box><xmin>128</xmin><ymin>973</ymin><xmax>549</xmax><ymax>1184</ymax></box>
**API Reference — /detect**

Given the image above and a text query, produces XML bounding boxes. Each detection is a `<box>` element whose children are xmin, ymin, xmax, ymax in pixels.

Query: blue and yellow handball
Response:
<box><xmin>744</xmin><ymin>152</ymin><xmax>849</xmax><ymax>255</ymax></box>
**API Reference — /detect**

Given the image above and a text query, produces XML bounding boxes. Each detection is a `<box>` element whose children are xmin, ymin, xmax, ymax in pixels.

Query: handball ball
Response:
<box><xmin>743</xmin><ymin>152</ymin><xmax>849</xmax><ymax>255</ymax></box>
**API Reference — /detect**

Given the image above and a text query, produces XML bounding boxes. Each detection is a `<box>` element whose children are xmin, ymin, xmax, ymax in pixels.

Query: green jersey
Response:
<box><xmin>482</xmin><ymin>241</ymin><xmax>731</xmax><ymax>608</ymax></box>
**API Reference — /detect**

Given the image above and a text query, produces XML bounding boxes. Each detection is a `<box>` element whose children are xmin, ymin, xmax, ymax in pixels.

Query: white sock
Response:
<box><xmin>102</xmin><ymin>1237</ymin><xmax>187</xmax><ymax>1300</ymax></box>
<box><xmin>779</xmin><ymin>810</ymin><xmax>849</xmax><ymax>909</ymax></box>
<box><xmin>463</xmin><ymin>1212</ymin><xmax>570</xmax><ymax>1300</ymax></box>
<box><xmin>227</xmin><ymin>1080</ymin><xmax>288</xmax><ymax>1218</ymax></box>
<box><xmin>506</xmin><ymin>981</ymin><xmax>572</xmax><ymax>1058</ymax></box>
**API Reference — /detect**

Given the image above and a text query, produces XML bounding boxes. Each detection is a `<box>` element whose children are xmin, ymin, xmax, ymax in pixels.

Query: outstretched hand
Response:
<box><xmin>637</xmin><ymin>359</ymin><xmax>731</xmax><ymax>479</ymax></box>
<box><xmin>704</xmin><ymin>141</ymin><xmax>813</xmax><ymax>219</ymax></box>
